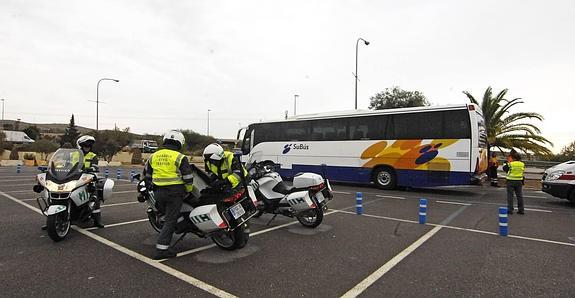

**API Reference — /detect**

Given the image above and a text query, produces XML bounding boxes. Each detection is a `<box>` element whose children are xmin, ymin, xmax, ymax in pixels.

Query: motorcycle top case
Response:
<box><xmin>293</xmin><ymin>172</ymin><xmax>324</xmax><ymax>188</ymax></box>
<box><xmin>188</xmin><ymin>204</ymin><xmax>226</xmax><ymax>233</ymax></box>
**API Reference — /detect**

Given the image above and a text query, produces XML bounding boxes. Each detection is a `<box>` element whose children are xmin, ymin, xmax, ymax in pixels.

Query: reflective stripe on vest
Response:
<box><xmin>150</xmin><ymin>149</ymin><xmax>185</xmax><ymax>186</ymax></box>
<box><xmin>506</xmin><ymin>161</ymin><xmax>525</xmax><ymax>180</ymax></box>
<box><xmin>84</xmin><ymin>152</ymin><xmax>97</xmax><ymax>169</ymax></box>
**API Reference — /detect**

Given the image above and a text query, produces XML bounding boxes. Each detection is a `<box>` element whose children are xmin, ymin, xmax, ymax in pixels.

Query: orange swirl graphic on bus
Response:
<box><xmin>361</xmin><ymin>139</ymin><xmax>458</xmax><ymax>171</ymax></box>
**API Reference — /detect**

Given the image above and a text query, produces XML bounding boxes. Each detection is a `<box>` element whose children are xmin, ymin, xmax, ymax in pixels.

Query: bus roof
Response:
<box><xmin>251</xmin><ymin>104</ymin><xmax>475</xmax><ymax>125</ymax></box>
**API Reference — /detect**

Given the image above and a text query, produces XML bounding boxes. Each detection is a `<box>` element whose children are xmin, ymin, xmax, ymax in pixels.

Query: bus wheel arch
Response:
<box><xmin>372</xmin><ymin>166</ymin><xmax>397</xmax><ymax>190</ymax></box>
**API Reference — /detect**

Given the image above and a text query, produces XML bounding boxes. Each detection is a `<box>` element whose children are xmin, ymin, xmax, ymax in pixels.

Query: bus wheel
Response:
<box><xmin>373</xmin><ymin>167</ymin><xmax>396</xmax><ymax>190</ymax></box>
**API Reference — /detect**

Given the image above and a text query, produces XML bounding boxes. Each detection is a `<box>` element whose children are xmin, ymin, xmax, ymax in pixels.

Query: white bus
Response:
<box><xmin>238</xmin><ymin>104</ymin><xmax>488</xmax><ymax>189</ymax></box>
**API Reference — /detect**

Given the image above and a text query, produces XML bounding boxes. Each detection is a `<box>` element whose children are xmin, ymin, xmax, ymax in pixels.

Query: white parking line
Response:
<box><xmin>524</xmin><ymin>208</ymin><xmax>552</xmax><ymax>213</ymax></box>
<box><xmin>332</xmin><ymin>190</ymin><xmax>351</xmax><ymax>195</ymax></box>
<box><xmin>0</xmin><ymin>190</ymin><xmax>236</xmax><ymax>298</ymax></box>
<box><xmin>0</xmin><ymin>179</ymin><xmax>36</xmax><ymax>182</ymax></box>
<box><xmin>341</xmin><ymin>226</ymin><xmax>443</xmax><ymax>298</ymax></box>
<box><xmin>436</xmin><ymin>200</ymin><xmax>472</xmax><ymax>206</ymax></box>
<box><xmin>524</xmin><ymin>195</ymin><xmax>547</xmax><ymax>199</ymax></box>
<box><xmin>375</xmin><ymin>195</ymin><xmax>407</xmax><ymax>200</ymax></box>
<box><xmin>85</xmin><ymin>219</ymin><xmax>149</xmax><ymax>230</ymax></box>
<box><xmin>102</xmin><ymin>201</ymin><xmax>139</xmax><ymax>207</ymax></box>
<box><xmin>114</xmin><ymin>190</ymin><xmax>136</xmax><ymax>194</ymax></box>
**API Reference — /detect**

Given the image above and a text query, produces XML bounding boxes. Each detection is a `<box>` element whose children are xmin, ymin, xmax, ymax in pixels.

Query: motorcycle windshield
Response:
<box><xmin>47</xmin><ymin>149</ymin><xmax>84</xmax><ymax>182</ymax></box>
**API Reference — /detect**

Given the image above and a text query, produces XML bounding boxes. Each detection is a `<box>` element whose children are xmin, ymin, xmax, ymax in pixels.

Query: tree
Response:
<box><xmin>25</xmin><ymin>139</ymin><xmax>59</xmax><ymax>160</ymax></box>
<box><xmin>0</xmin><ymin>131</ymin><xmax>5</xmax><ymax>154</ymax></box>
<box><xmin>92</xmin><ymin>127</ymin><xmax>132</xmax><ymax>161</ymax></box>
<box><xmin>558</xmin><ymin>141</ymin><xmax>575</xmax><ymax>161</ymax></box>
<box><xmin>369</xmin><ymin>86</ymin><xmax>430</xmax><ymax>110</ymax></box>
<box><xmin>60</xmin><ymin>114</ymin><xmax>80</xmax><ymax>146</ymax></box>
<box><xmin>463</xmin><ymin>86</ymin><xmax>552</xmax><ymax>155</ymax></box>
<box><xmin>22</xmin><ymin>125</ymin><xmax>40</xmax><ymax>140</ymax></box>
<box><xmin>179</xmin><ymin>129</ymin><xmax>217</xmax><ymax>155</ymax></box>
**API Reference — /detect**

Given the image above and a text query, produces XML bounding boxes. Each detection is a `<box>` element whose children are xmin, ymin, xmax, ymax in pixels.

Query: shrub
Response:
<box><xmin>131</xmin><ymin>148</ymin><xmax>143</xmax><ymax>165</ymax></box>
<box><xmin>9</xmin><ymin>147</ymin><xmax>20</xmax><ymax>160</ymax></box>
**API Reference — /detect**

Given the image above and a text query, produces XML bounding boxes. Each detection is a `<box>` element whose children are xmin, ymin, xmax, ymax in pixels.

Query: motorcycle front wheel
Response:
<box><xmin>147</xmin><ymin>210</ymin><xmax>163</xmax><ymax>233</ymax></box>
<box><xmin>211</xmin><ymin>225</ymin><xmax>248</xmax><ymax>251</ymax></box>
<box><xmin>46</xmin><ymin>211</ymin><xmax>71</xmax><ymax>242</ymax></box>
<box><xmin>296</xmin><ymin>205</ymin><xmax>324</xmax><ymax>228</ymax></box>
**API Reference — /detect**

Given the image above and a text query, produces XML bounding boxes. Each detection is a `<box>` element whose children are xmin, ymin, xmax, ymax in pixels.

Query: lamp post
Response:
<box><xmin>96</xmin><ymin>78</ymin><xmax>119</xmax><ymax>130</ymax></box>
<box><xmin>207</xmin><ymin>109</ymin><xmax>211</xmax><ymax>136</ymax></box>
<box><xmin>355</xmin><ymin>38</ymin><xmax>369</xmax><ymax>110</ymax></box>
<box><xmin>0</xmin><ymin>99</ymin><xmax>5</xmax><ymax>121</ymax></box>
<box><xmin>294</xmin><ymin>94</ymin><xmax>299</xmax><ymax>116</ymax></box>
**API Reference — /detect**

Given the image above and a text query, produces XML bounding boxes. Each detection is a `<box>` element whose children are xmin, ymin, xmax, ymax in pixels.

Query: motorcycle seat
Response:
<box><xmin>272</xmin><ymin>182</ymin><xmax>306</xmax><ymax>196</ymax></box>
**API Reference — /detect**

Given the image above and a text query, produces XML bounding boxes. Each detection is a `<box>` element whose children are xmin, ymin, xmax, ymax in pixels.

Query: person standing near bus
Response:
<box><xmin>503</xmin><ymin>150</ymin><xmax>525</xmax><ymax>214</ymax></box>
<box><xmin>488</xmin><ymin>152</ymin><xmax>500</xmax><ymax>187</ymax></box>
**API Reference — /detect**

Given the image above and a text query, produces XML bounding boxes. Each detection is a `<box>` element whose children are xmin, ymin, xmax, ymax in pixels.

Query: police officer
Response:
<box><xmin>76</xmin><ymin>135</ymin><xmax>104</xmax><ymax>228</ymax></box>
<box><xmin>202</xmin><ymin>143</ymin><xmax>248</xmax><ymax>191</ymax></box>
<box><xmin>503</xmin><ymin>150</ymin><xmax>525</xmax><ymax>214</ymax></box>
<box><xmin>144</xmin><ymin>131</ymin><xmax>194</xmax><ymax>260</ymax></box>
<box><xmin>488</xmin><ymin>152</ymin><xmax>500</xmax><ymax>187</ymax></box>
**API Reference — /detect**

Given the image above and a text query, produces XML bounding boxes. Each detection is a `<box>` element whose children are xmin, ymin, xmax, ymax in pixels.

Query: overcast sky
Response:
<box><xmin>1</xmin><ymin>0</ymin><xmax>574</xmax><ymax>152</ymax></box>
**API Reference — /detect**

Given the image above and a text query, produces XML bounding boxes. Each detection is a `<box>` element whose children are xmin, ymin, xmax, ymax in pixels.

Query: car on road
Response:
<box><xmin>542</xmin><ymin>160</ymin><xmax>575</xmax><ymax>203</ymax></box>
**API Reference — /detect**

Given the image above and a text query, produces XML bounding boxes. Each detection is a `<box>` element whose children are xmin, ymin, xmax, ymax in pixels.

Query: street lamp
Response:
<box><xmin>354</xmin><ymin>38</ymin><xmax>369</xmax><ymax>110</ymax></box>
<box><xmin>207</xmin><ymin>109</ymin><xmax>211</xmax><ymax>136</ymax></box>
<box><xmin>294</xmin><ymin>94</ymin><xmax>300</xmax><ymax>116</ymax></box>
<box><xmin>96</xmin><ymin>78</ymin><xmax>119</xmax><ymax>130</ymax></box>
<box><xmin>0</xmin><ymin>99</ymin><xmax>5</xmax><ymax>121</ymax></box>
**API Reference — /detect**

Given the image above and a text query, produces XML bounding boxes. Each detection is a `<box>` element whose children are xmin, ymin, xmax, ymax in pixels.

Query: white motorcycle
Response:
<box><xmin>248</xmin><ymin>161</ymin><xmax>333</xmax><ymax>228</ymax></box>
<box><xmin>135</xmin><ymin>165</ymin><xmax>259</xmax><ymax>250</ymax></box>
<box><xmin>34</xmin><ymin>148</ymin><xmax>114</xmax><ymax>242</ymax></box>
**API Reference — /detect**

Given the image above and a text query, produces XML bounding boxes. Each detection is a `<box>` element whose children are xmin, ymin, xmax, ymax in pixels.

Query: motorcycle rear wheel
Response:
<box><xmin>211</xmin><ymin>225</ymin><xmax>248</xmax><ymax>251</ymax></box>
<box><xmin>46</xmin><ymin>212</ymin><xmax>71</xmax><ymax>242</ymax></box>
<box><xmin>296</xmin><ymin>205</ymin><xmax>324</xmax><ymax>228</ymax></box>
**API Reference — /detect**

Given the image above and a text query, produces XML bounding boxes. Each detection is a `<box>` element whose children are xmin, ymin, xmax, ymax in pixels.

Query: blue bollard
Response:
<box><xmin>130</xmin><ymin>169</ymin><xmax>135</xmax><ymax>183</ymax></box>
<box><xmin>16</xmin><ymin>164</ymin><xmax>22</xmax><ymax>174</ymax></box>
<box><xmin>419</xmin><ymin>198</ymin><xmax>428</xmax><ymax>224</ymax></box>
<box><xmin>498</xmin><ymin>207</ymin><xmax>508</xmax><ymax>236</ymax></box>
<box><xmin>356</xmin><ymin>192</ymin><xmax>363</xmax><ymax>215</ymax></box>
<box><xmin>104</xmin><ymin>168</ymin><xmax>109</xmax><ymax>178</ymax></box>
<box><xmin>116</xmin><ymin>168</ymin><xmax>121</xmax><ymax>180</ymax></box>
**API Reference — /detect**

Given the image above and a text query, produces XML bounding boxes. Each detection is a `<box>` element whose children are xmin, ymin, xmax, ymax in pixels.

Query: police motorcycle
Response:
<box><xmin>247</xmin><ymin>161</ymin><xmax>333</xmax><ymax>228</ymax></box>
<box><xmin>33</xmin><ymin>148</ymin><xmax>114</xmax><ymax>242</ymax></box>
<box><xmin>135</xmin><ymin>164</ymin><xmax>259</xmax><ymax>251</ymax></box>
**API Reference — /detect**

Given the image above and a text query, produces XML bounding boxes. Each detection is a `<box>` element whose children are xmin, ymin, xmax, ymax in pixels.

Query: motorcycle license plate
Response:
<box><xmin>229</xmin><ymin>203</ymin><xmax>246</xmax><ymax>219</ymax></box>
<box><xmin>315</xmin><ymin>191</ymin><xmax>325</xmax><ymax>203</ymax></box>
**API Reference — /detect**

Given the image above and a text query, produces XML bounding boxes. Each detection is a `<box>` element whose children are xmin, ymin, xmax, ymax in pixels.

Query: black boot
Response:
<box><xmin>92</xmin><ymin>213</ymin><xmax>105</xmax><ymax>228</ymax></box>
<box><xmin>41</xmin><ymin>225</ymin><xmax>47</xmax><ymax>230</ymax></box>
<box><xmin>153</xmin><ymin>248</ymin><xmax>177</xmax><ymax>260</ymax></box>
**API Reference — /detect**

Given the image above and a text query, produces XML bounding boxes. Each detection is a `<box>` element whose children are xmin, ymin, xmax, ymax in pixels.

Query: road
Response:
<box><xmin>1</xmin><ymin>166</ymin><xmax>574</xmax><ymax>297</ymax></box>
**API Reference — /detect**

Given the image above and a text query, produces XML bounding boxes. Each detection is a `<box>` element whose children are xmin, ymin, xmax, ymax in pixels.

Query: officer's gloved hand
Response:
<box><xmin>210</xmin><ymin>179</ymin><xmax>228</xmax><ymax>191</ymax></box>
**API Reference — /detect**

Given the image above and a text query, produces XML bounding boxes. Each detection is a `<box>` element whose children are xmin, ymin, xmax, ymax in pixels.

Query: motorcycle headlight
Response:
<box><xmin>546</xmin><ymin>170</ymin><xmax>565</xmax><ymax>181</ymax></box>
<box><xmin>46</xmin><ymin>180</ymin><xmax>77</xmax><ymax>192</ymax></box>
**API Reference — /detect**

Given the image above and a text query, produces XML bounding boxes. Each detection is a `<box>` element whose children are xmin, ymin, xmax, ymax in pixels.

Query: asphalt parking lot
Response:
<box><xmin>1</xmin><ymin>166</ymin><xmax>574</xmax><ymax>297</ymax></box>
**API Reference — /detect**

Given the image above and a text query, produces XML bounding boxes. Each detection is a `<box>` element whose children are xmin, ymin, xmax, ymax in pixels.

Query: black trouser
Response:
<box><xmin>488</xmin><ymin>166</ymin><xmax>499</xmax><ymax>185</ymax></box>
<box><xmin>506</xmin><ymin>180</ymin><xmax>524</xmax><ymax>212</ymax></box>
<box><xmin>154</xmin><ymin>184</ymin><xmax>185</xmax><ymax>250</ymax></box>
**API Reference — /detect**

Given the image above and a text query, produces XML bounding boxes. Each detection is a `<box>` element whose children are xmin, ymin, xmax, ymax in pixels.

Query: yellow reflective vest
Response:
<box><xmin>205</xmin><ymin>151</ymin><xmax>247</xmax><ymax>189</ymax></box>
<box><xmin>84</xmin><ymin>152</ymin><xmax>97</xmax><ymax>169</ymax></box>
<box><xmin>149</xmin><ymin>149</ymin><xmax>192</xmax><ymax>191</ymax></box>
<box><xmin>506</xmin><ymin>161</ymin><xmax>525</xmax><ymax>181</ymax></box>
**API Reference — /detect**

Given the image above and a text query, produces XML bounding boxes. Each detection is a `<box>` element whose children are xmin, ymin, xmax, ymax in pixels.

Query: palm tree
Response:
<box><xmin>463</xmin><ymin>86</ymin><xmax>552</xmax><ymax>156</ymax></box>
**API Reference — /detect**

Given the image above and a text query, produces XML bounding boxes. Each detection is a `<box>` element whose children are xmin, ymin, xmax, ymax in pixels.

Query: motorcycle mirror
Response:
<box><xmin>37</xmin><ymin>166</ymin><xmax>47</xmax><ymax>172</ymax></box>
<box><xmin>133</xmin><ymin>173</ymin><xmax>141</xmax><ymax>180</ymax></box>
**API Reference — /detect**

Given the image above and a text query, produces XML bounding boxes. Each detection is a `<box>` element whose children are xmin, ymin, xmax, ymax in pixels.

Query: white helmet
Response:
<box><xmin>203</xmin><ymin>143</ymin><xmax>224</xmax><ymax>161</ymax></box>
<box><xmin>76</xmin><ymin>135</ymin><xmax>96</xmax><ymax>149</ymax></box>
<box><xmin>163</xmin><ymin>130</ymin><xmax>185</xmax><ymax>148</ymax></box>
